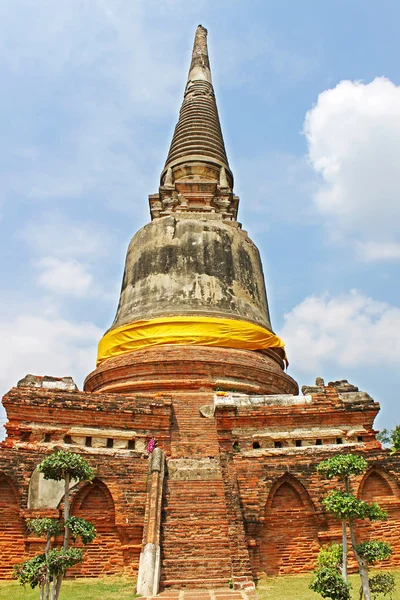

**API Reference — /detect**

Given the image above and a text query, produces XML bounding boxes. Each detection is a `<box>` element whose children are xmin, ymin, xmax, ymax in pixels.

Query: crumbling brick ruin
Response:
<box><xmin>1</xmin><ymin>25</ymin><xmax>399</xmax><ymax>594</ymax></box>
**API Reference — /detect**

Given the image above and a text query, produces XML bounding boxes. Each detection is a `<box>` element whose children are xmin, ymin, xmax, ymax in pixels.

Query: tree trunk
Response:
<box><xmin>54</xmin><ymin>472</ymin><xmax>71</xmax><ymax>600</ymax></box>
<box><xmin>63</xmin><ymin>472</ymin><xmax>71</xmax><ymax>550</ymax></box>
<box><xmin>349</xmin><ymin>517</ymin><xmax>371</xmax><ymax>600</ymax></box>
<box><xmin>51</xmin><ymin>575</ymin><xmax>57</xmax><ymax>600</ymax></box>
<box><xmin>341</xmin><ymin>519</ymin><xmax>348</xmax><ymax>581</ymax></box>
<box><xmin>54</xmin><ymin>574</ymin><xmax>62</xmax><ymax>600</ymax></box>
<box><xmin>341</xmin><ymin>477</ymin><xmax>350</xmax><ymax>582</ymax></box>
<box><xmin>44</xmin><ymin>533</ymin><xmax>52</xmax><ymax>600</ymax></box>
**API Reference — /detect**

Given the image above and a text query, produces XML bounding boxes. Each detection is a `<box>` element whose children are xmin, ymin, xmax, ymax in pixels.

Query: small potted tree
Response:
<box><xmin>310</xmin><ymin>454</ymin><xmax>395</xmax><ymax>600</ymax></box>
<box><xmin>14</xmin><ymin>450</ymin><xmax>96</xmax><ymax>600</ymax></box>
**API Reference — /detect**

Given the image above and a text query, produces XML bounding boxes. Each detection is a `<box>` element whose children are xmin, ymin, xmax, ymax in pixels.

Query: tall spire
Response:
<box><xmin>161</xmin><ymin>25</ymin><xmax>232</xmax><ymax>188</ymax></box>
<box><xmin>88</xmin><ymin>25</ymin><xmax>294</xmax><ymax>398</ymax></box>
<box><xmin>187</xmin><ymin>24</ymin><xmax>212</xmax><ymax>83</ymax></box>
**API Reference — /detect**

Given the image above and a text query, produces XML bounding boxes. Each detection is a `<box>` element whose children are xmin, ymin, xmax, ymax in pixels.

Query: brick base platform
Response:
<box><xmin>145</xmin><ymin>588</ymin><xmax>255</xmax><ymax>599</ymax></box>
<box><xmin>1</xmin><ymin>376</ymin><xmax>400</xmax><ymax>587</ymax></box>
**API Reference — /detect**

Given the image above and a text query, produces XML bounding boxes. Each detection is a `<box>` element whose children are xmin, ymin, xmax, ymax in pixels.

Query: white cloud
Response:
<box><xmin>0</xmin><ymin>300</ymin><xmax>102</xmax><ymax>432</ymax></box>
<box><xmin>280</xmin><ymin>290</ymin><xmax>400</xmax><ymax>373</ymax></box>
<box><xmin>35</xmin><ymin>257</ymin><xmax>93</xmax><ymax>296</ymax></box>
<box><xmin>304</xmin><ymin>77</ymin><xmax>400</xmax><ymax>261</ymax></box>
<box><xmin>356</xmin><ymin>241</ymin><xmax>400</xmax><ymax>262</ymax></box>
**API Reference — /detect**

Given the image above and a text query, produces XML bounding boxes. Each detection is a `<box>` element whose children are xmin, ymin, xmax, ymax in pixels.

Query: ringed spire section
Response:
<box><xmin>162</xmin><ymin>25</ymin><xmax>231</xmax><ymax>182</ymax></box>
<box><xmin>149</xmin><ymin>25</ymin><xmax>239</xmax><ymax>220</ymax></box>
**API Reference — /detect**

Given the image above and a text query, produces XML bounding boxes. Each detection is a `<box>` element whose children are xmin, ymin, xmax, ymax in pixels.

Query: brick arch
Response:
<box><xmin>69</xmin><ymin>479</ymin><xmax>125</xmax><ymax>576</ymax></box>
<box><xmin>358</xmin><ymin>468</ymin><xmax>399</xmax><ymax>501</ymax></box>
<box><xmin>71</xmin><ymin>479</ymin><xmax>116</xmax><ymax>529</ymax></box>
<box><xmin>265</xmin><ymin>474</ymin><xmax>318</xmax><ymax>512</ymax></box>
<box><xmin>356</xmin><ymin>468</ymin><xmax>400</xmax><ymax>568</ymax></box>
<box><xmin>0</xmin><ymin>473</ymin><xmax>25</xmax><ymax>578</ymax></box>
<box><xmin>260</xmin><ymin>474</ymin><xmax>320</xmax><ymax>575</ymax></box>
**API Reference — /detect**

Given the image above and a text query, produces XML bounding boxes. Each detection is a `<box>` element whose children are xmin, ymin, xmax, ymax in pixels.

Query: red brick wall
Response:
<box><xmin>1</xmin><ymin>379</ymin><xmax>400</xmax><ymax>585</ymax></box>
<box><xmin>259</xmin><ymin>477</ymin><xmax>320</xmax><ymax>575</ymax></box>
<box><xmin>0</xmin><ymin>474</ymin><xmax>25</xmax><ymax>578</ymax></box>
<box><xmin>160</xmin><ymin>393</ymin><xmax>238</xmax><ymax>586</ymax></box>
<box><xmin>355</xmin><ymin>469</ymin><xmax>400</xmax><ymax>569</ymax></box>
<box><xmin>0</xmin><ymin>443</ymin><xmax>149</xmax><ymax>579</ymax></box>
<box><xmin>69</xmin><ymin>480</ymin><xmax>126</xmax><ymax>576</ymax></box>
<box><xmin>161</xmin><ymin>479</ymin><xmax>232</xmax><ymax>586</ymax></box>
<box><xmin>214</xmin><ymin>384</ymin><xmax>400</xmax><ymax>578</ymax></box>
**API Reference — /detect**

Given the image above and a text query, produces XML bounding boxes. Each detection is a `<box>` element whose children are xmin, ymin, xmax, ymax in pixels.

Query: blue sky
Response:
<box><xmin>1</xmin><ymin>0</ymin><xmax>400</xmax><ymax>435</ymax></box>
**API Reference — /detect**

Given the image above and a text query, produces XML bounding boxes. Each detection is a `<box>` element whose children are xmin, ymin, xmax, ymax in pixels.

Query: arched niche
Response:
<box><xmin>0</xmin><ymin>473</ymin><xmax>19</xmax><ymax>510</ymax></box>
<box><xmin>260</xmin><ymin>474</ymin><xmax>320</xmax><ymax>576</ymax></box>
<box><xmin>28</xmin><ymin>468</ymin><xmax>78</xmax><ymax>509</ymax></box>
<box><xmin>270</xmin><ymin>481</ymin><xmax>304</xmax><ymax>510</ymax></box>
<box><xmin>356</xmin><ymin>468</ymin><xmax>400</xmax><ymax>568</ymax></box>
<box><xmin>71</xmin><ymin>479</ymin><xmax>116</xmax><ymax>529</ymax></box>
<box><xmin>0</xmin><ymin>473</ymin><xmax>25</xmax><ymax>578</ymax></box>
<box><xmin>358</xmin><ymin>469</ymin><xmax>398</xmax><ymax>501</ymax></box>
<box><xmin>69</xmin><ymin>479</ymin><xmax>125</xmax><ymax>577</ymax></box>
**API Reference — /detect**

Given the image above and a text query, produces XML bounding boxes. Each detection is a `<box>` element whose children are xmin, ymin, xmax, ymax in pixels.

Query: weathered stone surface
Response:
<box><xmin>28</xmin><ymin>470</ymin><xmax>79</xmax><ymax>509</ymax></box>
<box><xmin>199</xmin><ymin>404</ymin><xmax>214</xmax><ymax>418</ymax></box>
<box><xmin>151</xmin><ymin>447</ymin><xmax>163</xmax><ymax>473</ymax></box>
<box><xmin>339</xmin><ymin>391</ymin><xmax>374</xmax><ymax>404</ymax></box>
<box><xmin>329</xmin><ymin>379</ymin><xmax>359</xmax><ymax>392</ymax></box>
<box><xmin>167</xmin><ymin>457</ymin><xmax>221</xmax><ymax>480</ymax></box>
<box><xmin>110</xmin><ymin>215</ymin><xmax>272</xmax><ymax>332</ymax></box>
<box><xmin>301</xmin><ymin>384</ymin><xmax>325</xmax><ymax>395</ymax></box>
<box><xmin>17</xmin><ymin>374</ymin><xmax>77</xmax><ymax>391</ymax></box>
<box><xmin>214</xmin><ymin>393</ymin><xmax>312</xmax><ymax>407</ymax></box>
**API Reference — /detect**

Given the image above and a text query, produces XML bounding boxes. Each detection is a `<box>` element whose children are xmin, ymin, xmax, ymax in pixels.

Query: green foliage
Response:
<box><xmin>315</xmin><ymin>454</ymin><xmax>393</xmax><ymax>600</ymax></box>
<box><xmin>369</xmin><ymin>572</ymin><xmax>396</xmax><ymax>599</ymax></box>
<box><xmin>310</xmin><ymin>545</ymin><xmax>350</xmax><ymax>600</ymax></box>
<box><xmin>38</xmin><ymin>450</ymin><xmax>95</xmax><ymax>483</ymax></box>
<box><xmin>317</xmin><ymin>455</ymin><xmax>368</xmax><ymax>480</ymax></box>
<box><xmin>46</xmin><ymin>548</ymin><xmax>84</xmax><ymax>577</ymax></box>
<box><xmin>367</xmin><ymin>502</ymin><xmax>388</xmax><ymax>522</ymax></box>
<box><xmin>323</xmin><ymin>491</ymin><xmax>387</xmax><ymax>521</ymax></box>
<box><xmin>15</xmin><ymin>452</ymin><xmax>96</xmax><ymax>600</ymax></box>
<box><xmin>309</xmin><ymin>567</ymin><xmax>351</xmax><ymax>600</ymax></box>
<box><xmin>317</xmin><ymin>544</ymin><xmax>343</xmax><ymax>570</ymax></box>
<box><xmin>356</xmin><ymin>540</ymin><xmax>392</xmax><ymax>565</ymax></box>
<box><xmin>391</xmin><ymin>426</ymin><xmax>400</xmax><ymax>454</ymax></box>
<box><xmin>26</xmin><ymin>518</ymin><xmax>62</xmax><ymax>538</ymax></box>
<box><xmin>66</xmin><ymin>517</ymin><xmax>96</xmax><ymax>545</ymax></box>
<box><xmin>376</xmin><ymin>429</ymin><xmax>392</xmax><ymax>446</ymax></box>
<box><xmin>376</xmin><ymin>426</ymin><xmax>400</xmax><ymax>454</ymax></box>
<box><xmin>13</xmin><ymin>555</ymin><xmax>46</xmax><ymax>589</ymax></box>
<box><xmin>14</xmin><ymin>548</ymin><xmax>84</xmax><ymax>589</ymax></box>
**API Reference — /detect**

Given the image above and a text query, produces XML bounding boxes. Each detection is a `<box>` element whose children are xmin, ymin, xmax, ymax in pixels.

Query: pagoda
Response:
<box><xmin>1</xmin><ymin>26</ymin><xmax>399</xmax><ymax>595</ymax></box>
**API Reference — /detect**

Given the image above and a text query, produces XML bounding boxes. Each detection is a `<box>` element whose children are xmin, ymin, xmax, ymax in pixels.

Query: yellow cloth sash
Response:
<box><xmin>97</xmin><ymin>315</ymin><xmax>285</xmax><ymax>366</ymax></box>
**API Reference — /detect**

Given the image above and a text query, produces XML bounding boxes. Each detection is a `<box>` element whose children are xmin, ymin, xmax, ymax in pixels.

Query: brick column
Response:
<box><xmin>137</xmin><ymin>448</ymin><xmax>165</xmax><ymax>597</ymax></box>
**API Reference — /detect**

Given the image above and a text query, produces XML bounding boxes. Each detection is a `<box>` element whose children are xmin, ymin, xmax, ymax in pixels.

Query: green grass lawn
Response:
<box><xmin>1</xmin><ymin>571</ymin><xmax>400</xmax><ymax>599</ymax></box>
<box><xmin>256</xmin><ymin>570</ymin><xmax>400</xmax><ymax>599</ymax></box>
<box><xmin>0</xmin><ymin>577</ymin><xmax>139</xmax><ymax>600</ymax></box>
